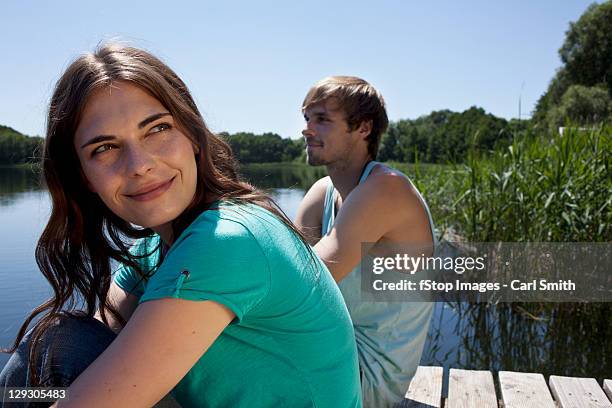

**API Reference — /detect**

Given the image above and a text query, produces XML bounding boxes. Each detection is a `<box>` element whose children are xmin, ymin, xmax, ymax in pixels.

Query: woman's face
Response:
<box><xmin>74</xmin><ymin>82</ymin><xmax>198</xmax><ymax>242</ymax></box>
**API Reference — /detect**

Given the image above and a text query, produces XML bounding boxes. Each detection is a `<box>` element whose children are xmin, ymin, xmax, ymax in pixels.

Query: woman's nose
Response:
<box><xmin>124</xmin><ymin>144</ymin><xmax>154</xmax><ymax>176</ymax></box>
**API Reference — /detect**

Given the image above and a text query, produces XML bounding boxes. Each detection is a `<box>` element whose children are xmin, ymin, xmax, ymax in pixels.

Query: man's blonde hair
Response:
<box><xmin>302</xmin><ymin>76</ymin><xmax>389</xmax><ymax>159</ymax></box>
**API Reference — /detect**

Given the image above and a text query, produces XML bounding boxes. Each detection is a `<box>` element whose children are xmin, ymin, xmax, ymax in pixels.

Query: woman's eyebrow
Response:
<box><xmin>138</xmin><ymin>112</ymin><xmax>171</xmax><ymax>129</ymax></box>
<box><xmin>80</xmin><ymin>134</ymin><xmax>115</xmax><ymax>149</ymax></box>
<box><xmin>80</xmin><ymin>112</ymin><xmax>172</xmax><ymax>149</ymax></box>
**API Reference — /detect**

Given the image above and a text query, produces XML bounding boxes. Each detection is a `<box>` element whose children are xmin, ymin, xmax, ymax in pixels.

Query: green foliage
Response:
<box><xmin>534</xmin><ymin>1</ymin><xmax>612</xmax><ymax>125</ymax></box>
<box><xmin>221</xmin><ymin>132</ymin><xmax>303</xmax><ymax>163</ymax></box>
<box><xmin>560</xmin><ymin>2</ymin><xmax>612</xmax><ymax>91</ymax></box>
<box><xmin>415</xmin><ymin>125</ymin><xmax>611</xmax><ymax>242</ymax></box>
<box><xmin>378</xmin><ymin>107</ymin><xmax>514</xmax><ymax>164</ymax></box>
<box><xmin>545</xmin><ymin>84</ymin><xmax>612</xmax><ymax>131</ymax></box>
<box><xmin>0</xmin><ymin>125</ymin><xmax>43</xmax><ymax>165</ymax></box>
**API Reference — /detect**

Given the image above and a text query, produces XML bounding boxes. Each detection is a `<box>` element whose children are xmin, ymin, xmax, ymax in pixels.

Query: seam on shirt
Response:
<box><xmin>197</xmin><ymin>206</ymin><xmax>273</xmax><ymax>317</ymax></box>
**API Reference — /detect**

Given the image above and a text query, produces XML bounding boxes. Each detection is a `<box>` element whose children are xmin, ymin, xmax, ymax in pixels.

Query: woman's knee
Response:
<box><xmin>1</xmin><ymin>313</ymin><xmax>117</xmax><ymax>387</ymax></box>
<box><xmin>38</xmin><ymin>313</ymin><xmax>116</xmax><ymax>384</ymax></box>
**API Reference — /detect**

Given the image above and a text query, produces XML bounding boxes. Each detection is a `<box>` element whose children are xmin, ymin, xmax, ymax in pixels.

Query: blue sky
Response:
<box><xmin>0</xmin><ymin>0</ymin><xmax>596</xmax><ymax>139</ymax></box>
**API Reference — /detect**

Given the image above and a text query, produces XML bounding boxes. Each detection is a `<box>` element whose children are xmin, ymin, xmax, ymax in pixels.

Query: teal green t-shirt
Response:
<box><xmin>113</xmin><ymin>202</ymin><xmax>361</xmax><ymax>408</ymax></box>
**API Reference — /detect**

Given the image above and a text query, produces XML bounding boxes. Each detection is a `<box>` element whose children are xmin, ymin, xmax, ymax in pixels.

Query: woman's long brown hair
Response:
<box><xmin>1</xmin><ymin>43</ymin><xmax>311</xmax><ymax>385</ymax></box>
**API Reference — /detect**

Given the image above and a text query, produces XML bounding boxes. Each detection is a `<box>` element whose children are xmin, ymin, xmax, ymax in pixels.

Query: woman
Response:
<box><xmin>0</xmin><ymin>44</ymin><xmax>361</xmax><ymax>407</ymax></box>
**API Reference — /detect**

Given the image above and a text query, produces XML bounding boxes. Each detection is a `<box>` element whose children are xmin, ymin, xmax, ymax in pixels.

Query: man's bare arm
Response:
<box><xmin>294</xmin><ymin>176</ymin><xmax>329</xmax><ymax>246</ymax></box>
<box><xmin>314</xmin><ymin>173</ymin><xmax>432</xmax><ymax>282</ymax></box>
<box><xmin>94</xmin><ymin>282</ymin><xmax>139</xmax><ymax>333</ymax></box>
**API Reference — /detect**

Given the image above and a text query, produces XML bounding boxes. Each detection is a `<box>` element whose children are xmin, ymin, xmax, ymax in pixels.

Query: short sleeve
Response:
<box><xmin>138</xmin><ymin>215</ymin><xmax>271</xmax><ymax>323</ymax></box>
<box><xmin>113</xmin><ymin>235</ymin><xmax>162</xmax><ymax>298</ymax></box>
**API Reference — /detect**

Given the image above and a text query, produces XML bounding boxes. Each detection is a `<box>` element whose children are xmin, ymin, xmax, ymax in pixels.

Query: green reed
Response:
<box><xmin>413</xmin><ymin>125</ymin><xmax>611</xmax><ymax>243</ymax></box>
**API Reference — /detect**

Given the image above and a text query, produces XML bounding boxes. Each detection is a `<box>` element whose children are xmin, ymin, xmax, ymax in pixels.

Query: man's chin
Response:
<box><xmin>306</xmin><ymin>154</ymin><xmax>327</xmax><ymax>166</ymax></box>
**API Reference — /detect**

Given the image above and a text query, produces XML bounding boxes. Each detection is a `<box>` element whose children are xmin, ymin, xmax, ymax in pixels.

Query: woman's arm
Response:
<box><xmin>94</xmin><ymin>282</ymin><xmax>140</xmax><ymax>333</ymax></box>
<box><xmin>55</xmin><ymin>298</ymin><xmax>234</xmax><ymax>407</ymax></box>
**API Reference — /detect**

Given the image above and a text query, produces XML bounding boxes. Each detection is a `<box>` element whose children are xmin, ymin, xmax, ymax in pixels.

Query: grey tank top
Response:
<box><xmin>321</xmin><ymin>161</ymin><xmax>435</xmax><ymax>407</ymax></box>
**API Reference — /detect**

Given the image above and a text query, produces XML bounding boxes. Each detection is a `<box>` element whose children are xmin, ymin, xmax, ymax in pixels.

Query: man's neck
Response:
<box><xmin>327</xmin><ymin>156</ymin><xmax>371</xmax><ymax>201</ymax></box>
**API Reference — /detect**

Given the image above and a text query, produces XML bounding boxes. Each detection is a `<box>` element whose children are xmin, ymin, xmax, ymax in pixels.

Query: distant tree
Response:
<box><xmin>560</xmin><ymin>2</ymin><xmax>612</xmax><ymax>92</ymax></box>
<box><xmin>534</xmin><ymin>1</ymin><xmax>612</xmax><ymax>124</ymax></box>
<box><xmin>377</xmin><ymin>129</ymin><xmax>398</xmax><ymax>162</ymax></box>
<box><xmin>220</xmin><ymin>132</ymin><xmax>303</xmax><ymax>163</ymax></box>
<box><xmin>545</xmin><ymin>84</ymin><xmax>612</xmax><ymax>131</ymax></box>
<box><xmin>379</xmin><ymin>108</ymin><xmax>510</xmax><ymax>164</ymax></box>
<box><xmin>0</xmin><ymin>125</ymin><xmax>43</xmax><ymax>165</ymax></box>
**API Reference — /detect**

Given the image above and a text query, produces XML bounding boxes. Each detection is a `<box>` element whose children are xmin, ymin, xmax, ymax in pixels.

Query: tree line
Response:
<box><xmin>0</xmin><ymin>125</ymin><xmax>43</xmax><ymax>165</ymax></box>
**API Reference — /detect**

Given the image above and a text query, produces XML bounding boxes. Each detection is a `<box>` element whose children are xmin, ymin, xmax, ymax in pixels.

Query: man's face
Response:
<box><xmin>302</xmin><ymin>98</ymin><xmax>363</xmax><ymax>166</ymax></box>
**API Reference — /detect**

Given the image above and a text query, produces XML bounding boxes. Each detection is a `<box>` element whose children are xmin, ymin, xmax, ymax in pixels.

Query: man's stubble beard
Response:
<box><xmin>306</xmin><ymin>153</ymin><xmax>330</xmax><ymax>166</ymax></box>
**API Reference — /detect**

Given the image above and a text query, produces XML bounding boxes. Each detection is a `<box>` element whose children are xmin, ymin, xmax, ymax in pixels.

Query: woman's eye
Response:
<box><xmin>150</xmin><ymin>123</ymin><xmax>172</xmax><ymax>134</ymax></box>
<box><xmin>91</xmin><ymin>144</ymin><xmax>115</xmax><ymax>156</ymax></box>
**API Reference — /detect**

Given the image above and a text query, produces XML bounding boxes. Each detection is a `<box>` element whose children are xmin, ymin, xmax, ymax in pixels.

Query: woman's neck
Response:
<box><xmin>153</xmin><ymin>223</ymin><xmax>174</xmax><ymax>246</ymax></box>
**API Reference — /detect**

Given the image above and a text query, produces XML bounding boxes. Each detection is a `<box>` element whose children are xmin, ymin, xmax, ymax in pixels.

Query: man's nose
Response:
<box><xmin>125</xmin><ymin>144</ymin><xmax>154</xmax><ymax>177</ymax></box>
<box><xmin>302</xmin><ymin>120</ymin><xmax>314</xmax><ymax>137</ymax></box>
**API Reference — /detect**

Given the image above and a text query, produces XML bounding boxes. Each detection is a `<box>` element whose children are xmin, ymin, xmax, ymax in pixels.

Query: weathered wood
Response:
<box><xmin>400</xmin><ymin>366</ymin><xmax>444</xmax><ymax>407</ymax></box>
<box><xmin>498</xmin><ymin>371</ymin><xmax>555</xmax><ymax>408</ymax></box>
<box><xmin>603</xmin><ymin>380</ymin><xmax>612</xmax><ymax>402</ymax></box>
<box><xmin>447</xmin><ymin>368</ymin><xmax>498</xmax><ymax>408</ymax></box>
<box><xmin>549</xmin><ymin>375</ymin><xmax>612</xmax><ymax>408</ymax></box>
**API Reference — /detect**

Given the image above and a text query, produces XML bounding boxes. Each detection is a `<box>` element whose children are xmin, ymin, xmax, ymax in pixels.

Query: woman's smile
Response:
<box><xmin>124</xmin><ymin>176</ymin><xmax>176</xmax><ymax>202</ymax></box>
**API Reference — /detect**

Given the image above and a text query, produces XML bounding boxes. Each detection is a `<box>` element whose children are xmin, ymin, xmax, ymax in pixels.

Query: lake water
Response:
<box><xmin>0</xmin><ymin>164</ymin><xmax>609</xmax><ymax>386</ymax></box>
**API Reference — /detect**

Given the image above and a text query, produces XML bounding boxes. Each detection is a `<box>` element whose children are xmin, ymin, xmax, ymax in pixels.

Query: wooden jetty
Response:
<box><xmin>154</xmin><ymin>365</ymin><xmax>611</xmax><ymax>407</ymax></box>
<box><xmin>402</xmin><ymin>366</ymin><xmax>612</xmax><ymax>407</ymax></box>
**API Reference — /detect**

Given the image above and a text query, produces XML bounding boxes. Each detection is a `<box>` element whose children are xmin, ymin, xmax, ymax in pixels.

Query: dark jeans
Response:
<box><xmin>0</xmin><ymin>314</ymin><xmax>179</xmax><ymax>407</ymax></box>
<box><xmin>0</xmin><ymin>313</ymin><xmax>116</xmax><ymax>407</ymax></box>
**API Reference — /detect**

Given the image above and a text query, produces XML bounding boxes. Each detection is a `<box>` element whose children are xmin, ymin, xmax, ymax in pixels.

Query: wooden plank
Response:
<box><xmin>498</xmin><ymin>371</ymin><xmax>555</xmax><ymax>408</ymax></box>
<box><xmin>549</xmin><ymin>375</ymin><xmax>612</xmax><ymax>408</ymax></box>
<box><xmin>603</xmin><ymin>380</ymin><xmax>612</xmax><ymax>403</ymax></box>
<box><xmin>447</xmin><ymin>369</ymin><xmax>498</xmax><ymax>408</ymax></box>
<box><xmin>401</xmin><ymin>366</ymin><xmax>444</xmax><ymax>407</ymax></box>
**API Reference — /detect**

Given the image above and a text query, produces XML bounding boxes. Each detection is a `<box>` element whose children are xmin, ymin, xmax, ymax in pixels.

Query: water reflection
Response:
<box><xmin>425</xmin><ymin>302</ymin><xmax>610</xmax><ymax>385</ymax></box>
<box><xmin>239</xmin><ymin>163</ymin><xmax>327</xmax><ymax>190</ymax></box>
<box><xmin>0</xmin><ymin>166</ymin><xmax>42</xmax><ymax>207</ymax></box>
<box><xmin>0</xmin><ymin>165</ymin><xmax>609</xmax><ymax>382</ymax></box>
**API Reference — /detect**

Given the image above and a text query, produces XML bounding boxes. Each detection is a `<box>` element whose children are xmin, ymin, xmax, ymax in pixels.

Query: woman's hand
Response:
<box><xmin>53</xmin><ymin>298</ymin><xmax>234</xmax><ymax>407</ymax></box>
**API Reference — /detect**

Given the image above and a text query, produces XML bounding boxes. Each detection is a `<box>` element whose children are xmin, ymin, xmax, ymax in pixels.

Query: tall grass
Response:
<box><xmin>415</xmin><ymin>125</ymin><xmax>611</xmax><ymax>242</ymax></box>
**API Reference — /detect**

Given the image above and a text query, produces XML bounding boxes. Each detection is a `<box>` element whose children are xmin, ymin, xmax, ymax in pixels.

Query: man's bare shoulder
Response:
<box><xmin>308</xmin><ymin>176</ymin><xmax>331</xmax><ymax>199</ymax></box>
<box><xmin>346</xmin><ymin>164</ymin><xmax>433</xmax><ymax>247</ymax></box>
<box><xmin>294</xmin><ymin>176</ymin><xmax>330</xmax><ymax>244</ymax></box>
<box><xmin>300</xmin><ymin>176</ymin><xmax>330</xmax><ymax>209</ymax></box>
<box><xmin>297</xmin><ymin>176</ymin><xmax>330</xmax><ymax>209</ymax></box>
<box><xmin>357</xmin><ymin>165</ymin><xmax>421</xmax><ymax>208</ymax></box>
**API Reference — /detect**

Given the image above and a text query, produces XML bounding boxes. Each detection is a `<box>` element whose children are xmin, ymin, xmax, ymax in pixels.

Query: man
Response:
<box><xmin>295</xmin><ymin>76</ymin><xmax>435</xmax><ymax>407</ymax></box>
